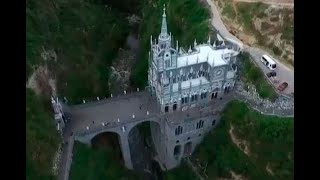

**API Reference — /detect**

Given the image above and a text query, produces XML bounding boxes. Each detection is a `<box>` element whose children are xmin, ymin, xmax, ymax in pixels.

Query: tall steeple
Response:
<box><xmin>160</xmin><ymin>4</ymin><xmax>168</xmax><ymax>38</ymax></box>
<box><xmin>158</xmin><ymin>4</ymin><xmax>171</xmax><ymax>49</ymax></box>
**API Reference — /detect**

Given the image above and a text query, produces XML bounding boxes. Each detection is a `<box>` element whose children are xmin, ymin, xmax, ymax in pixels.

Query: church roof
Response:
<box><xmin>177</xmin><ymin>44</ymin><xmax>235</xmax><ymax>68</ymax></box>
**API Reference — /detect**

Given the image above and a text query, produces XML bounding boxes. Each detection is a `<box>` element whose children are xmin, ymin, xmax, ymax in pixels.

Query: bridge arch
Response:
<box><xmin>90</xmin><ymin>131</ymin><xmax>124</xmax><ymax>165</ymax></box>
<box><xmin>183</xmin><ymin>141</ymin><xmax>192</xmax><ymax>156</ymax></box>
<box><xmin>127</xmin><ymin>120</ymin><xmax>161</xmax><ymax>171</ymax></box>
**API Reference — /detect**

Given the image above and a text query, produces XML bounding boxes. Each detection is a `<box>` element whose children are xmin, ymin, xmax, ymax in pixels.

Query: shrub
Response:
<box><xmin>270</xmin><ymin>16</ymin><xmax>279</xmax><ymax>22</ymax></box>
<box><xmin>272</xmin><ymin>46</ymin><xmax>282</xmax><ymax>56</ymax></box>
<box><xmin>222</xmin><ymin>4</ymin><xmax>236</xmax><ymax>20</ymax></box>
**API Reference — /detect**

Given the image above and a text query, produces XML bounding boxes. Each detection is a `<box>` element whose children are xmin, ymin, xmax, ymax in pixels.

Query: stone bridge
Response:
<box><xmin>56</xmin><ymin>86</ymin><xmax>293</xmax><ymax>180</ymax></box>
<box><xmin>63</xmin><ymin>91</ymin><xmax>164</xmax><ymax>170</ymax></box>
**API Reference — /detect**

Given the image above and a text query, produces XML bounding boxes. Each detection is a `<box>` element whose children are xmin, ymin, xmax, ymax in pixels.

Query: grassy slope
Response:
<box><xmin>26</xmin><ymin>88</ymin><xmax>60</xmax><ymax>180</ymax></box>
<box><xmin>27</xmin><ymin>0</ymin><xmax>130</xmax><ymax>104</ymax></box>
<box><xmin>239</xmin><ymin>52</ymin><xmax>278</xmax><ymax>101</ymax></box>
<box><xmin>236</xmin><ymin>2</ymin><xmax>293</xmax><ymax>44</ymax></box>
<box><xmin>193</xmin><ymin>101</ymin><xmax>293</xmax><ymax>179</ymax></box>
<box><xmin>218</xmin><ymin>0</ymin><xmax>294</xmax><ymax>66</ymax></box>
<box><xmin>132</xmin><ymin>0</ymin><xmax>211</xmax><ymax>87</ymax></box>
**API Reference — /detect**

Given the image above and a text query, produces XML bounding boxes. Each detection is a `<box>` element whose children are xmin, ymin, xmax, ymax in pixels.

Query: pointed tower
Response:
<box><xmin>158</xmin><ymin>4</ymin><xmax>171</xmax><ymax>50</ymax></box>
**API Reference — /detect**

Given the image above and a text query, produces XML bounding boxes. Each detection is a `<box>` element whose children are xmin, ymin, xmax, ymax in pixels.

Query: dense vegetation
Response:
<box><xmin>239</xmin><ymin>52</ymin><xmax>278</xmax><ymax>101</ymax></box>
<box><xmin>70</xmin><ymin>142</ymin><xmax>143</xmax><ymax>180</ymax></box>
<box><xmin>193</xmin><ymin>101</ymin><xmax>293</xmax><ymax>180</ymax></box>
<box><xmin>26</xmin><ymin>88</ymin><xmax>60</xmax><ymax>180</ymax></box>
<box><xmin>27</xmin><ymin>0</ymin><xmax>131</xmax><ymax>104</ymax></box>
<box><xmin>27</xmin><ymin>0</ymin><xmax>134</xmax><ymax>178</ymax></box>
<box><xmin>132</xmin><ymin>0</ymin><xmax>212</xmax><ymax>87</ymax></box>
<box><xmin>164</xmin><ymin>162</ymin><xmax>199</xmax><ymax>180</ymax></box>
<box><xmin>70</xmin><ymin>141</ymin><xmax>198</xmax><ymax>180</ymax></box>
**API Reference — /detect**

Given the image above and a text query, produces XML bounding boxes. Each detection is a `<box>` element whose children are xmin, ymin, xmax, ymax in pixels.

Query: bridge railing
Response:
<box><xmin>64</xmin><ymin>86</ymin><xmax>148</xmax><ymax>107</ymax></box>
<box><xmin>74</xmin><ymin>114</ymin><xmax>159</xmax><ymax>137</ymax></box>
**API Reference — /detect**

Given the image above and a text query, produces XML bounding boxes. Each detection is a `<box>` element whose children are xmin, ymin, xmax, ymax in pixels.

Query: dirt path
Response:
<box><xmin>229</xmin><ymin>124</ymin><xmax>250</xmax><ymax>156</ymax></box>
<box><xmin>233</xmin><ymin>0</ymin><xmax>294</xmax><ymax>8</ymax></box>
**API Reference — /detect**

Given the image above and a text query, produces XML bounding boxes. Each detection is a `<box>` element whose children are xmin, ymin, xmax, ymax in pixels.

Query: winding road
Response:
<box><xmin>205</xmin><ymin>0</ymin><xmax>294</xmax><ymax>94</ymax></box>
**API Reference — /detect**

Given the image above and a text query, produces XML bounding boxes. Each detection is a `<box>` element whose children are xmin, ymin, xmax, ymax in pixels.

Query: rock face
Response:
<box><xmin>127</xmin><ymin>14</ymin><xmax>141</xmax><ymax>25</ymax></box>
<box><xmin>108</xmin><ymin>66</ymin><xmax>131</xmax><ymax>95</ymax></box>
<box><xmin>108</xmin><ymin>24</ymin><xmax>140</xmax><ymax>95</ymax></box>
<box><xmin>27</xmin><ymin>48</ymin><xmax>58</xmax><ymax>97</ymax></box>
<box><xmin>234</xmin><ymin>81</ymin><xmax>294</xmax><ymax>115</ymax></box>
<box><xmin>108</xmin><ymin>48</ymin><xmax>136</xmax><ymax>95</ymax></box>
<box><xmin>27</xmin><ymin>65</ymin><xmax>57</xmax><ymax>97</ymax></box>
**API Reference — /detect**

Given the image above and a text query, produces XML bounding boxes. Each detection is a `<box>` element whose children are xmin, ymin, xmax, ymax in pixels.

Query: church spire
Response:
<box><xmin>160</xmin><ymin>4</ymin><xmax>168</xmax><ymax>38</ymax></box>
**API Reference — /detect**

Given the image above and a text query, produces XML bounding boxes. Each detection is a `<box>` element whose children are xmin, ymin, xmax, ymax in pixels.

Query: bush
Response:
<box><xmin>272</xmin><ymin>46</ymin><xmax>282</xmax><ymax>56</ymax></box>
<box><xmin>256</xmin><ymin>34</ymin><xmax>268</xmax><ymax>46</ymax></box>
<box><xmin>222</xmin><ymin>3</ymin><xmax>236</xmax><ymax>20</ymax></box>
<box><xmin>288</xmin><ymin>59</ymin><xmax>294</xmax><ymax>67</ymax></box>
<box><xmin>257</xmin><ymin>11</ymin><xmax>266</xmax><ymax>19</ymax></box>
<box><xmin>270</xmin><ymin>16</ymin><xmax>279</xmax><ymax>22</ymax></box>
<box><xmin>261</xmin><ymin>22</ymin><xmax>273</xmax><ymax>30</ymax></box>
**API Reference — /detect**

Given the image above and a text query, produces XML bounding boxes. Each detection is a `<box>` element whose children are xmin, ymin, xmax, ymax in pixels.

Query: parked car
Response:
<box><xmin>266</xmin><ymin>71</ymin><xmax>277</xmax><ymax>77</ymax></box>
<box><xmin>277</xmin><ymin>82</ymin><xmax>288</xmax><ymax>91</ymax></box>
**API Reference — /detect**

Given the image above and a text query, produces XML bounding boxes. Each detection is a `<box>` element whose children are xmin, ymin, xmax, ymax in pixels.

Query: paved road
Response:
<box><xmin>205</xmin><ymin>0</ymin><xmax>294</xmax><ymax>94</ymax></box>
<box><xmin>246</xmin><ymin>47</ymin><xmax>294</xmax><ymax>94</ymax></box>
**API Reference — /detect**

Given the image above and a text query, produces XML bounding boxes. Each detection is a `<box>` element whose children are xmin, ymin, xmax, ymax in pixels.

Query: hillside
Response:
<box><xmin>26</xmin><ymin>0</ymin><xmax>135</xmax><ymax>103</ymax></box>
<box><xmin>214</xmin><ymin>0</ymin><xmax>294</xmax><ymax>67</ymax></box>
<box><xmin>26</xmin><ymin>88</ymin><xmax>60</xmax><ymax>180</ymax></box>
<box><xmin>192</xmin><ymin>101</ymin><xmax>293</xmax><ymax>179</ymax></box>
<box><xmin>26</xmin><ymin>0</ymin><xmax>138</xmax><ymax>178</ymax></box>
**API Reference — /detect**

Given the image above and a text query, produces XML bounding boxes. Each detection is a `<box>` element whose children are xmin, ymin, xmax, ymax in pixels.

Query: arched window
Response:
<box><xmin>212</xmin><ymin>119</ymin><xmax>216</xmax><ymax>126</ymax></box>
<box><xmin>165</xmin><ymin>59</ymin><xmax>170</xmax><ymax>68</ymax></box>
<box><xmin>196</xmin><ymin>120</ymin><xmax>204</xmax><ymax>129</ymax></box>
<box><xmin>201</xmin><ymin>92</ymin><xmax>207</xmax><ymax>99</ymax></box>
<box><xmin>165</xmin><ymin>104</ymin><xmax>169</xmax><ymax>112</ymax></box>
<box><xmin>173</xmin><ymin>102</ymin><xmax>177</xmax><ymax>111</ymax></box>
<box><xmin>175</xmin><ymin>126</ymin><xmax>183</xmax><ymax>135</ymax></box>
<box><xmin>174</xmin><ymin>145</ymin><xmax>181</xmax><ymax>159</ymax></box>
